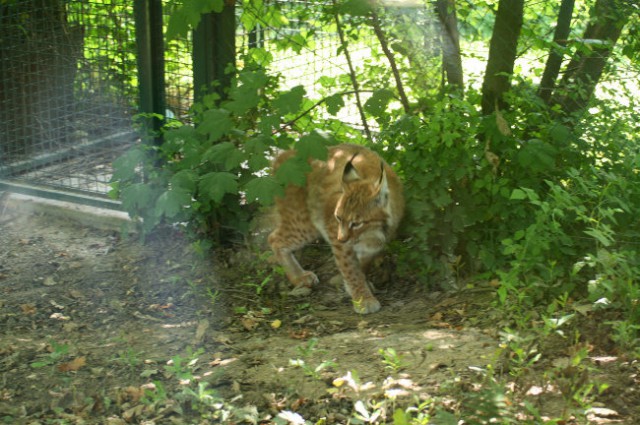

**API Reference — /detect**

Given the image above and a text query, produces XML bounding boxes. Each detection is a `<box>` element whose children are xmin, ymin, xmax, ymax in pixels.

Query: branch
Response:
<box><xmin>276</xmin><ymin>90</ymin><xmax>373</xmax><ymax>134</ymax></box>
<box><xmin>332</xmin><ymin>0</ymin><xmax>373</xmax><ymax>140</ymax></box>
<box><xmin>369</xmin><ymin>8</ymin><xmax>411</xmax><ymax>114</ymax></box>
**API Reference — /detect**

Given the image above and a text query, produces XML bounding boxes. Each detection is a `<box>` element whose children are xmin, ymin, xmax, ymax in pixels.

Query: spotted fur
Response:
<box><xmin>268</xmin><ymin>143</ymin><xmax>404</xmax><ymax>314</ymax></box>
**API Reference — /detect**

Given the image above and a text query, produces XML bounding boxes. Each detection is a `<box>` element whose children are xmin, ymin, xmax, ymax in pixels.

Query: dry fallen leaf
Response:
<box><xmin>20</xmin><ymin>304</ymin><xmax>37</xmax><ymax>315</ymax></box>
<box><xmin>241</xmin><ymin>317</ymin><xmax>259</xmax><ymax>331</ymax></box>
<box><xmin>57</xmin><ymin>356</ymin><xmax>86</xmax><ymax>372</ymax></box>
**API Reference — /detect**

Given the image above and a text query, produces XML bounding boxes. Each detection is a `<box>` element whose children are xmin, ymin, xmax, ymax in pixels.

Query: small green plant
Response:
<box><xmin>164</xmin><ymin>347</ymin><xmax>205</xmax><ymax>381</ymax></box>
<box><xmin>289</xmin><ymin>358</ymin><xmax>337</xmax><ymax>380</ymax></box>
<box><xmin>113</xmin><ymin>347</ymin><xmax>143</xmax><ymax>370</ymax></box>
<box><xmin>141</xmin><ymin>381</ymin><xmax>169</xmax><ymax>406</ymax></box>
<box><xmin>297</xmin><ymin>337</ymin><xmax>320</xmax><ymax>358</ymax></box>
<box><xmin>30</xmin><ymin>340</ymin><xmax>70</xmax><ymax>369</ymax></box>
<box><xmin>545</xmin><ymin>345</ymin><xmax>609</xmax><ymax>421</ymax></box>
<box><xmin>379</xmin><ymin>347</ymin><xmax>404</xmax><ymax>373</ymax></box>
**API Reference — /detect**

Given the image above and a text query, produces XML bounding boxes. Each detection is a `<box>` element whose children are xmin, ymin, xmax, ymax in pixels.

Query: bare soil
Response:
<box><xmin>0</xmin><ymin>202</ymin><xmax>638</xmax><ymax>424</ymax></box>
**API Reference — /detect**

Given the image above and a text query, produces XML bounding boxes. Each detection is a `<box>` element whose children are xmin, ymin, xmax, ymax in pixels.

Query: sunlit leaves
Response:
<box><xmin>166</xmin><ymin>0</ymin><xmax>225</xmax><ymax>40</ymax></box>
<box><xmin>273</xmin><ymin>85</ymin><xmax>306</xmax><ymax>116</ymax></box>
<box><xmin>339</xmin><ymin>0</ymin><xmax>374</xmax><ymax>16</ymax></box>
<box><xmin>364</xmin><ymin>88</ymin><xmax>394</xmax><ymax>118</ymax></box>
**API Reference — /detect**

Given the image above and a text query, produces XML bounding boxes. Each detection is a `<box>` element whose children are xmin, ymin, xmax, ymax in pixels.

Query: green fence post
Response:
<box><xmin>192</xmin><ymin>3</ymin><xmax>236</xmax><ymax>103</ymax></box>
<box><xmin>134</xmin><ymin>0</ymin><xmax>165</xmax><ymax>146</ymax></box>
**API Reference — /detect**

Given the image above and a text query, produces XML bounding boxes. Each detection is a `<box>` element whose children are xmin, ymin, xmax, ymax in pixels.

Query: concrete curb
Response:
<box><xmin>0</xmin><ymin>192</ymin><xmax>138</xmax><ymax>234</ymax></box>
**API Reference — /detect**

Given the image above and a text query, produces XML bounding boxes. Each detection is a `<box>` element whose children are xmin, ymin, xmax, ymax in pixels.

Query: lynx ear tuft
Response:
<box><xmin>374</xmin><ymin>163</ymin><xmax>390</xmax><ymax>205</ymax></box>
<box><xmin>342</xmin><ymin>154</ymin><xmax>361</xmax><ymax>183</ymax></box>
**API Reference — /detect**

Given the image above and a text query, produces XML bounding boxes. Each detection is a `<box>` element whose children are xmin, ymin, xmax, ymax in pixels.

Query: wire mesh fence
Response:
<box><xmin>0</xmin><ymin>0</ymin><xmax>138</xmax><ymax>203</ymax></box>
<box><xmin>0</xmin><ymin>0</ymin><xmax>442</xmax><ymax>208</ymax></box>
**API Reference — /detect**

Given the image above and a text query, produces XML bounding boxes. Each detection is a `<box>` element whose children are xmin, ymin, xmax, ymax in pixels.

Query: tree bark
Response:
<box><xmin>552</xmin><ymin>0</ymin><xmax>631</xmax><ymax>116</ymax></box>
<box><xmin>537</xmin><ymin>0</ymin><xmax>575</xmax><ymax>104</ymax></box>
<box><xmin>480</xmin><ymin>0</ymin><xmax>524</xmax><ymax>115</ymax></box>
<box><xmin>436</xmin><ymin>0</ymin><xmax>464</xmax><ymax>90</ymax></box>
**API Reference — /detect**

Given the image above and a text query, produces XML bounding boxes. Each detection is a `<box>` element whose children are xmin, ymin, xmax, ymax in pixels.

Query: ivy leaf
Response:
<box><xmin>244</xmin><ymin>176</ymin><xmax>284</xmax><ymax>205</ymax></box>
<box><xmin>199</xmin><ymin>172</ymin><xmax>238</xmax><ymax>203</ymax></box>
<box><xmin>296</xmin><ymin>130</ymin><xmax>330</xmax><ymax>161</ymax></box>
<box><xmin>197</xmin><ymin>109</ymin><xmax>233</xmax><ymax>142</ymax></box>
<box><xmin>273</xmin><ymin>85</ymin><xmax>306</xmax><ymax>116</ymax></box>
<box><xmin>364</xmin><ymin>89</ymin><xmax>394</xmax><ymax>118</ymax></box>
<box><xmin>155</xmin><ymin>188</ymin><xmax>192</xmax><ymax>218</ymax></box>
<box><xmin>325</xmin><ymin>93</ymin><xmax>345</xmax><ymax>116</ymax></box>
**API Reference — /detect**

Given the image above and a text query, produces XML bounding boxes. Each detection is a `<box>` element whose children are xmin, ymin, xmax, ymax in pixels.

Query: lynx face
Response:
<box><xmin>268</xmin><ymin>143</ymin><xmax>404</xmax><ymax>314</ymax></box>
<box><xmin>334</xmin><ymin>166</ymin><xmax>390</xmax><ymax>245</ymax></box>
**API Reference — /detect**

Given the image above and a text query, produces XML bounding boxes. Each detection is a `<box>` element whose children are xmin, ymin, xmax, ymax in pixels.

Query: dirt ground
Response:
<box><xmin>0</xmin><ymin>198</ymin><xmax>638</xmax><ymax>424</ymax></box>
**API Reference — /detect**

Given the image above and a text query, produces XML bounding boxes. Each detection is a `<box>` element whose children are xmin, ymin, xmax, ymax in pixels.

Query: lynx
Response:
<box><xmin>268</xmin><ymin>143</ymin><xmax>404</xmax><ymax>314</ymax></box>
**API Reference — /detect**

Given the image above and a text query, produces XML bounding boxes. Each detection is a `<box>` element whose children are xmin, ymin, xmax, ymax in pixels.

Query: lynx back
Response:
<box><xmin>268</xmin><ymin>143</ymin><xmax>404</xmax><ymax>314</ymax></box>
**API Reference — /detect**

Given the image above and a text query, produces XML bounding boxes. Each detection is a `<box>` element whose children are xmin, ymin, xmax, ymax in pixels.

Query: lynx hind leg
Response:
<box><xmin>268</xmin><ymin>224</ymin><xmax>320</xmax><ymax>293</ymax></box>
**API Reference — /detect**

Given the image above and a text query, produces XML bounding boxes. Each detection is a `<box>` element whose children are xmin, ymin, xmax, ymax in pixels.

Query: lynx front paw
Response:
<box><xmin>352</xmin><ymin>296</ymin><xmax>381</xmax><ymax>314</ymax></box>
<box><xmin>289</xmin><ymin>271</ymin><xmax>318</xmax><ymax>296</ymax></box>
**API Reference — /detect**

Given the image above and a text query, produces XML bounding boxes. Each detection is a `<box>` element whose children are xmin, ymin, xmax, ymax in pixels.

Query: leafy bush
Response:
<box><xmin>111</xmin><ymin>62</ymin><xmax>335</xmax><ymax>242</ymax></box>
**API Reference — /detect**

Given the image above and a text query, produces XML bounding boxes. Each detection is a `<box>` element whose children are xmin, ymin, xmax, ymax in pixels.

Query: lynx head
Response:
<box><xmin>334</xmin><ymin>155</ymin><xmax>390</xmax><ymax>243</ymax></box>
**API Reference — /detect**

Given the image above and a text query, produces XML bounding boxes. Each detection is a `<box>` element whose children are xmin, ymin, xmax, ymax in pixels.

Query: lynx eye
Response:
<box><xmin>349</xmin><ymin>221</ymin><xmax>363</xmax><ymax>230</ymax></box>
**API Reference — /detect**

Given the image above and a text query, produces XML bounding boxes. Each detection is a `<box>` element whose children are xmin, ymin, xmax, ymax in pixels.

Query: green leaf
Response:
<box><xmin>199</xmin><ymin>172</ymin><xmax>238</xmax><ymax>203</ymax></box>
<box><xmin>121</xmin><ymin>183</ymin><xmax>156</xmax><ymax>212</ymax></box>
<box><xmin>392</xmin><ymin>408</ymin><xmax>409</xmax><ymax>425</ymax></box>
<box><xmin>364</xmin><ymin>88</ymin><xmax>394</xmax><ymax>117</ymax></box>
<box><xmin>275</xmin><ymin>157</ymin><xmax>310</xmax><ymax>187</ymax></box>
<box><xmin>296</xmin><ymin>130</ymin><xmax>330</xmax><ymax>160</ymax></box>
<box><xmin>273</xmin><ymin>85</ymin><xmax>306</xmax><ymax>116</ymax></box>
<box><xmin>166</xmin><ymin>0</ymin><xmax>225</xmax><ymax>40</ymax></box>
<box><xmin>112</xmin><ymin>147</ymin><xmax>147</xmax><ymax>182</ymax></box>
<box><xmin>583</xmin><ymin>228</ymin><xmax>613</xmax><ymax>247</ymax></box>
<box><xmin>325</xmin><ymin>93</ymin><xmax>345</xmax><ymax>115</ymax></box>
<box><xmin>510</xmin><ymin>188</ymin><xmax>528</xmax><ymax>200</ymax></box>
<box><xmin>155</xmin><ymin>188</ymin><xmax>192</xmax><ymax>218</ymax></box>
<box><xmin>244</xmin><ymin>176</ymin><xmax>284</xmax><ymax>205</ymax></box>
<box><xmin>170</xmin><ymin>170</ymin><xmax>198</xmax><ymax>193</ymax></box>
<box><xmin>225</xmin><ymin>70</ymin><xmax>270</xmax><ymax>114</ymax></box>
<box><xmin>340</xmin><ymin>0</ymin><xmax>373</xmax><ymax>16</ymax></box>
<box><xmin>197</xmin><ymin>109</ymin><xmax>233</xmax><ymax>142</ymax></box>
<box><xmin>516</xmin><ymin>140</ymin><xmax>557</xmax><ymax>173</ymax></box>
<box><xmin>203</xmin><ymin>142</ymin><xmax>245</xmax><ymax>170</ymax></box>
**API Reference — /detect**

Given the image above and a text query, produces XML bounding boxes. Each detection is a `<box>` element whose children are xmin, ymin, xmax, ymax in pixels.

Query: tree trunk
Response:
<box><xmin>537</xmin><ymin>0</ymin><xmax>575</xmax><ymax>104</ymax></box>
<box><xmin>480</xmin><ymin>0</ymin><xmax>524</xmax><ymax>115</ymax></box>
<box><xmin>436</xmin><ymin>0</ymin><xmax>464</xmax><ymax>90</ymax></box>
<box><xmin>552</xmin><ymin>0</ymin><xmax>631</xmax><ymax>116</ymax></box>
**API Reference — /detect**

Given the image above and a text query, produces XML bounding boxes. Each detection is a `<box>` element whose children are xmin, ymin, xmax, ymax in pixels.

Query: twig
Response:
<box><xmin>369</xmin><ymin>8</ymin><xmax>411</xmax><ymax>114</ymax></box>
<box><xmin>276</xmin><ymin>89</ymin><xmax>374</xmax><ymax>134</ymax></box>
<box><xmin>332</xmin><ymin>0</ymin><xmax>373</xmax><ymax>140</ymax></box>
